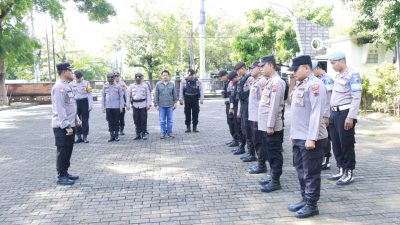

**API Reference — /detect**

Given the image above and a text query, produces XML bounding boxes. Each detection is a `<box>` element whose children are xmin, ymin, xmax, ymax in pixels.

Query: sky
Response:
<box><xmin>32</xmin><ymin>0</ymin><xmax>353</xmax><ymax>56</ymax></box>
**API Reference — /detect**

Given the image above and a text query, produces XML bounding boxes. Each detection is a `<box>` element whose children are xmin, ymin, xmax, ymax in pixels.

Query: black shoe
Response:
<box><xmin>248</xmin><ymin>165</ymin><xmax>267</xmax><ymax>174</ymax></box>
<box><xmin>57</xmin><ymin>176</ymin><xmax>74</xmax><ymax>185</ymax></box>
<box><xmin>233</xmin><ymin>148</ymin><xmax>245</xmax><ymax>155</ymax></box>
<box><xmin>114</xmin><ymin>131</ymin><xmax>120</xmax><ymax>141</ymax></box>
<box><xmin>240</xmin><ymin>153</ymin><xmax>251</xmax><ymax>160</ymax></box>
<box><xmin>258</xmin><ymin>177</ymin><xmax>272</xmax><ymax>185</ymax></box>
<box><xmin>141</xmin><ymin>132</ymin><xmax>148</xmax><ymax>140</ymax></box>
<box><xmin>321</xmin><ymin>157</ymin><xmax>330</xmax><ymax>170</ymax></box>
<box><xmin>336</xmin><ymin>169</ymin><xmax>354</xmax><ymax>185</ymax></box>
<box><xmin>185</xmin><ymin>125</ymin><xmax>191</xmax><ymax>133</ymax></box>
<box><xmin>193</xmin><ymin>125</ymin><xmax>199</xmax><ymax>133</ymax></box>
<box><xmin>226</xmin><ymin>139</ymin><xmax>234</xmax><ymax>145</ymax></box>
<box><xmin>241</xmin><ymin>155</ymin><xmax>257</xmax><ymax>162</ymax></box>
<box><xmin>327</xmin><ymin>168</ymin><xmax>344</xmax><ymax>181</ymax></box>
<box><xmin>228</xmin><ymin>140</ymin><xmax>239</xmax><ymax>147</ymax></box>
<box><xmin>67</xmin><ymin>173</ymin><xmax>80</xmax><ymax>180</ymax></box>
<box><xmin>288</xmin><ymin>199</ymin><xmax>306</xmax><ymax>212</ymax></box>
<box><xmin>145</xmin><ymin>131</ymin><xmax>149</xmax><ymax>134</ymax></box>
<box><xmin>75</xmin><ymin>135</ymin><xmax>83</xmax><ymax>143</ymax></box>
<box><xmin>134</xmin><ymin>134</ymin><xmax>141</xmax><ymax>140</ymax></box>
<box><xmin>120</xmin><ymin>131</ymin><xmax>125</xmax><ymax>135</ymax></box>
<box><xmin>82</xmin><ymin>135</ymin><xmax>89</xmax><ymax>143</ymax></box>
<box><xmin>260</xmin><ymin>179</ymin><xmax>281</xmax><ymax>193</ymax></box>
<box><xmin>295</xmin><ymin>204</ymin><xmax>319</xmax><ymax>218</ymax></box>
<box><xmin>108</xmin><ymin>132</ymin><xmax>114</xmax><ymax>142</ymax></box>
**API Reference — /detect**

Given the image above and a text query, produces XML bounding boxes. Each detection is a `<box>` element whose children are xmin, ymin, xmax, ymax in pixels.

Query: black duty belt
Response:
<box><xmin>131</xmin><ymin>99</ymin><xmax>146</xmax><ymax>102</ymax></box>
<box><xmin>184</xmin><ymin>93</ymin><xmax>198</xmax><ymax>96</ymax></box>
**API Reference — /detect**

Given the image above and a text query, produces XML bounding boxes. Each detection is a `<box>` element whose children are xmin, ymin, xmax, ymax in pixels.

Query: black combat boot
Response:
<box><xmin>185</xmin><ymin>125</ymin><xmax>191</xmax><ymax>133</ymax></box>
<box><xmin>233</xmin><ymin>143</ymin><xmax>246</xmax><ymax>155</ymax></box>
<box><xmin>241</xmin><ymin>154</ymin><xmax>257</xmax><ymax>162</ymax></box>
<box><xmin>193</xmin><ymin>125</ymin><xmax>199</xmax><ymax>133</ymax></box>
<box><xmin>248</xmin><ymin>163</ymin><xmax>267</xmax><ymax>174</ymax></box>
<box><xmin>141</xmin><ymin>132</ymin><xmax>148</xmax><ymax>140</ymax></box>
<box><xmin>120</xmin><ymin>127</ymin><xmax>125</xmax><ymax>135</ymax></box>
<box><xmin>288</xmin><ymin>198</ymin><xmax>306</xmax><ymax>212</ymax></box>
<box><xmin>114</xmin><ymin>131</ymin><xmax>120</xmax><ymax>141</ymax></box>
<box><xmin>226</xmin><ymin>139</ymin><xmax>235</xmax><ymax>145</ymax></box>
<box><xmin>258</xmin><ymin>177</ymin><xmax>272</xmax><ymax>185</ymax></box>
<box><xmin>321</xmin><ymin>157</ymin><xmax>331</xmax><ymax>170</ymax></box>
<box><xmin>327</xmin><ymin>167</ymin><xmax>344</xmax><ymax>181</ymax></box>
<box><xmin>82</xmin><ymin>135</ymin><xmax>89</xmax><ymax>143</ymax></box>
<box><xmin>134</xmin><ymin>133</ymin><xmax>141</xmax><ymax>140</ymax></box>
<box><xmin>108</xmin><ymin>132</ymin><xmax>114</xmax><ymax>142</ymax></box>
<box><xmin>260</xmin><ymin>176</ymin><xmax>282</xmax><ymax>193</ymax></box>
<box><xmin>228</xmin><ymin>139</ymin><xmax>239</xmax><ymax>147</ymax></box>
<box><xmin>336</xmin><ymin>169</ymin><xmax>354</xmax><ymax>185</ymax></box>
<box><xmin>295</xmin><ymin>203</ymin><xmax>319</xmax><ymax>218</ymax></box>
<box><xmin>75</xmin><ymin>135</ymin><xmax>83</xmax><ymax>143</ymax></box>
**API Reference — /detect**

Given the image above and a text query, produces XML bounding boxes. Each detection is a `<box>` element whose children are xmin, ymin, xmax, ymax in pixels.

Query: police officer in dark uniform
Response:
<box><xmin>51</xmin><ymin>62</ymin><xmax>80</xmax><ymax>185</ymax></box>
<box><xmin>228</xmin><ymin>69</ymin><xmax>246</xmax><ymax>154</ymax></box>
<box><xmin>114</xmin><ymin>72</ymin><xmax>127</xmax><ymax>135</ymax></box>
<box><xmin>102</xmin><ymin>73</ymin><xmax>125</xmax><ymax>142</ymax></box>
<box><xmin>220</xmin><ymin>70</ymin><xmax>238</xmax><ymax>147</ymax></box>
<box><xmin>72</xmin><ymin>70</ymin><xmax>93</xmax><ymax>143</ymax></box>
<box><xmin>179</xmin><ymin>69</ymin><xmax>204</xmax><ymax>133</ymax></box>
<box><xmin>287</xmin><ymin>55</ymin><xmax>328</xmax><ymax>218</ymax></box>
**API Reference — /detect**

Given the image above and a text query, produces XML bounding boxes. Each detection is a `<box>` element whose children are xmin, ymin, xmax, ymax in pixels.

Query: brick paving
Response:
<box><xmin>0</xmin><ymin>100</ymin><xmax>399</xmax><ymax>225</ymax></box>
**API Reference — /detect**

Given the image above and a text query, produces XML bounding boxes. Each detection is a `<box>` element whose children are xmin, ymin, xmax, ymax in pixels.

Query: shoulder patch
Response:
<box><xmin>350</xmin><ymin>73</ymin><xmax>362</xmax><ymax>92</ymax></box>
<box><xmin>311</xmin><ymin>83</ymin><xmax>320</xmax><ymax>96</ymax></box>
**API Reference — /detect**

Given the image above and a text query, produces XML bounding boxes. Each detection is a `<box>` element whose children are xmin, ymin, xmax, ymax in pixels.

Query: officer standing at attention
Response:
<box><xmin>312</xmin><ymin>60</ymin><xmax>334</xmax><ymax>170</ymax></box>
<box><xmin>127</xmin><ymin>73</ymin><xmax>151</xmax><ymax>140</ymax></box>
<box><xmin>72</xmin><ymin>70</ymin><xmax>93</xmax><ymax>143</ymax></box>
<box><xmin>326</xmin><ymin>52</ymin><xmax>362</xmax><ymax>185</ymax></box>
<box><xmin>257</xmin><ymin>56</ymin><xmax>286</xmax><ymax>192</ymax></box>
<box><xmin>219</xmin><ymin>70</ymin><xmax>237</xmax><ymax>147</ymax></box>
<box><xmin>241</xmin><ymin>61</ymin><xmax>264</xmax><ymax>163</ymax></box>
<box><xmin>51</xmin><ymin>62</ymin><xmax>81</xmax><ymax>185</ymax></box>
<box><xmin>179</xmin><ymin>68</ymin><xmax>204</xmax><ymax>133</ymax></box>
<box><xmin>287</xmin><ymin>55</ymin><xmax>328</xmax><ymax>218</ymax></box>
<box><xmin>228</xmin><ymin>69</ymin><xmax>246</xmax><ymax>155</ymax></box>
<box><xmin>102</xmin><ymin>73</ymin><xmax>125</xmax><ymax>142</ymax></box>
<box><xmin>114</xmin><ymin>72</ymin><xmax>128</xmax><ymax>136</ymax></box>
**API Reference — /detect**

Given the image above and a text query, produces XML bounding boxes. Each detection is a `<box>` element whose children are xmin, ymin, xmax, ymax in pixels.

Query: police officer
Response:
<box><xmin>179</xmin><ymin>68</ymin><xmax>204</xmax><ymax>132</ymax></box>
<box><xmin>114</xmin><ymin>72</ymin><xmax>128</xmax><ymax>135</ymax></box>
<box><xmin>51</xmin><ymin>62</ymin><xmax>80</xmax><ymax>185</ymax></box>
<box><xmin>127</xmin><ymin>73</ymin><xmax>152</xmax><ymax>140</ymax></box>
<box><xmin>228</xmin><ymin>70</ymin><xmax>245</xmax><ymax>153</ymax></box>
<box><xmin>72</xmin><ymin>70</ymin><xmax>93</xmax><ymax>143</ymax></box>
<box><xmin>234</xmin><ymin>62</ymin><xmax>256</xmax><ymax>159</ymax></box>
<box><xmin>287</xmin><ymin>55</ymin><xmax>328</xmax><ymax>218</ymax></box>
<box><xmin>312</xmin><ymin>60</ymin><xmax>334</xmax><ymax>170</ymax></box>
<box><xmin>257</xmin><ymin>56</ymin><xmax>286</xmax><ymax>191</ymax></box>
<box><xmin>102</xmin><ymin>73</ymin><xmax>125</xmax><ymax>142</ymax></box>
<box><xmin>219</xmin><ymin>70</ymin><xmax>237</xmax><ymax>146</ymax></box>
<box><xmin>327</xmin><ymin>52</ymin><xmax>362</xmax><ymax>185</ymax></box>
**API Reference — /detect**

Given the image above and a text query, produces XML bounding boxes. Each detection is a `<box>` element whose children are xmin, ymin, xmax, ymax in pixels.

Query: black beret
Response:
<box><xmin>107</xmin><ymin>73</ymin><xmax>115</xmax><ymax>79</ymax></box>
<box><xmin>288</xmin><ymin>55</ymin><xmax>312</xmax><ymax>72</ymax></box>
<box><xmin>258</xmin><ymin>55</ymin><xmax>276</xmax><ymax>67</ymax></box>
<box><xmin>188</xmin><ymin>68</ymin><xmax>196</xmax><ymax>75</ymax></box>
<box><xmin>234</xmin><ymin>62</ymin><xmax>246</xmax><ymax>71</ymax></box>
<box><xmin>227</xmin><ymin>71</ymin><xmax>238</xmax><ymax>80</ymax></box>
<box><xmin>218</xmin><ymin>70</ymin><xmax>228</xmax><ymax>77</ymax></box>
<box><xmin>74</xmin><ymin>70</ymin><xmax>83</xmax><ymax>78</ymax></box>
<box><xmin>56</xmin><ymin>62</ymin><xmax>73</xmax><ymax>72</ymax></box>
<box><xmin>135</xmin><ymin>73</ymin><xmax>144</xmax><ymax>79</ymax></box>
<box><xmin>249</xmin><ymin>61</ymin><xmax>259</xmax><ymax>69</ymax></box>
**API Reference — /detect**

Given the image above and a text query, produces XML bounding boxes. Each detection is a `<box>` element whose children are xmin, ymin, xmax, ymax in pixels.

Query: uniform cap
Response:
<box><xmin>56</xmin><ymin>62</ymin><xmax>73</xmax><ymax>72</ymax></box>
<box><xmin>249</xmin><ymin>61</ymin><xmax>259</xmax><ymax>69</ymax></box>
<box><xmin>135</xmin><ymin>73</ymin><xmax>144</xmax><ymax>79</ymax></box>
<box><xmin>328</xmin><ymin>52</ymin><xmax>346</xmax><ymax>61</ymax></box>
<box><xmin>218</xmin><ymin>70</ymin><xmax>228</xmax><ymax>77</ymax></box>
<box><xmin>107</xmin><ymin>73</ymin><xmax>115</xmax><ymax>79</ymax></box>
<box><xmin>311</xmin><ymin>60</ymin><xmax>319</xmax><ymax>70</ymax></box>
<box><xmin>288</xmin><ymin>55</ymin><xmax>312</xmax><ymax>72</ymax></box>
<box><xmin>258</xmin><ymin>55</ymin><xmax>275</xmax><ymax>67</ymax></box>
<box><xmin>74</xmin><ymin>70</ymin><xmax>83</xmax><ymax>78</ymax></box>
<box><xmin>227</xmin><ymin>70</ymin><xmax>238</xmax><ymax>80</ymax></box>
<box><xmin>234</xmin><ymin>62</ymin><xmax>246</xmax><ymax>71</ymax></box>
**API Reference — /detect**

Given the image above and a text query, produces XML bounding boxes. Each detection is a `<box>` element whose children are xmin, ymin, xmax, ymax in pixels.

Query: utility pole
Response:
<box><xmin>199</xmin><ymin>0</ymin><xmax>206</xmax><ymax>79</ymax></box>
<box><xmin>189</xmin><ymin>29</ymin><xmax>195</xmax><ymax>70</ymax></box>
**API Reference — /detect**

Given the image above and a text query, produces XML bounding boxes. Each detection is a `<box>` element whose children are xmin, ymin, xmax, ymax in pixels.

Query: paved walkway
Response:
<box><xmin>0</xmin><ymin>100</ymin><xmax>399</xmax><ymax>225</ymax></box>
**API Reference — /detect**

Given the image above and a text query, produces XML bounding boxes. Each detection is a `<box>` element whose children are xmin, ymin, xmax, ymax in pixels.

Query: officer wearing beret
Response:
<box><xmin>127</xmin><ymin>73</ymin><xmax>152</xmax><ymax>140</ymax></box>
<box><xmin>287</xmin><ymin>55</ymin><xmax>328</xmax><ymax>218</ymax></box>
<box><xmin>51</xmin><ymin>62</ymin><xmax>81</xmax><ymax>185</ymax></box>
<box><xmin>219</xmin><ymin>70</ymin><xmax>237</xmax><ymax>146</ymax></box>
<box><xmin>114</xmin><ymin>72</ymin><xmax>128</xmax><ymax>136</ymax></box>
<box><xmin>179</xmin><ymin>68</ymin><xmax>204</xmax><ymax>133</ymax></box>
<box><xmin>227</xmin><ymin>70</ymin><xmax>245</xmax><ymax>152</ymax></box>
<box><xmin>72</xmin><ymin>70</ymin><xmax>93</xmax><ymax>143</ymax></box>
<box><xmin>326</xmin><ymin>52</ymin><xmax>362</xmax><ymax>185</ymax></box>
<box><xmin>257</xmin><ymin>56</ymin><xmax>286</xmax><ymax>192</ymax></box>
<box><xmin>102</xmin><ymin>73</ymin><xmax>125</xmax><ymax>142</ymax></box>
<box><xmin>312</xmin><ymin>60</ymin><xmax>334</xmax><ymax>170</ymax></box>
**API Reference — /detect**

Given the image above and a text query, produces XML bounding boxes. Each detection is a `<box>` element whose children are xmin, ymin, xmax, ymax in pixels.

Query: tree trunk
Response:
<box><xmin>0</xmin><ymin>59</ymin><xmax>8</xmax><ymax>106</ymax></box>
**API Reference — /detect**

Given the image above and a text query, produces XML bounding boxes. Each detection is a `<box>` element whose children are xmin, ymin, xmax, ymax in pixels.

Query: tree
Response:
<box><xmin>0</xmin><ymin>0</ymin><xmax>116</xmax><ymax>106</ymax></box>
<box><xmin>232</xmin><ymin>8</ymin><xmax>299</xmax><ymax>65</ymax></box>
<box><xmin>293</xmin><ymin>0</ymin><xmax>334</xmax><ymax>28</ymax></box>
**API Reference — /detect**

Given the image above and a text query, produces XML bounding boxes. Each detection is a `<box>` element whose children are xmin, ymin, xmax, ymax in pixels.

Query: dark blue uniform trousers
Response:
<box><xmin>251</xmin><ymin>121</ymin><xmax>267</xmax><ymax>164</ymax></box>
<box><xmin>53</xmin><ymin>127</ymin><xmax>75</xmax><ymax>177</ymax></box>
<box><xmin>76</xmin><ymin>98</ymin><xmax>89</xmax><ymax>136</ymax></box>
<box><xmin>263</xmin><ymin>130</ymin><xmax>284</xmax><ymax>179</ymax></box>
<box><xmin>292</xmin><ymin>138</ymin><xmax>327</xmax><ymax>205</ymax></box>
<box><xmin>240</xmin><ymin>102</ymin><xmax>254</xmax><ymax>155</ymax></box>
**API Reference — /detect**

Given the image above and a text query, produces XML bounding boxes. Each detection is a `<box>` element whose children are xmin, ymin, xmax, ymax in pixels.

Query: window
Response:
<box><xmin>366</xmin><ymin>49</ymin><xmax>378</xmax><ymax>64</ymax></box>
